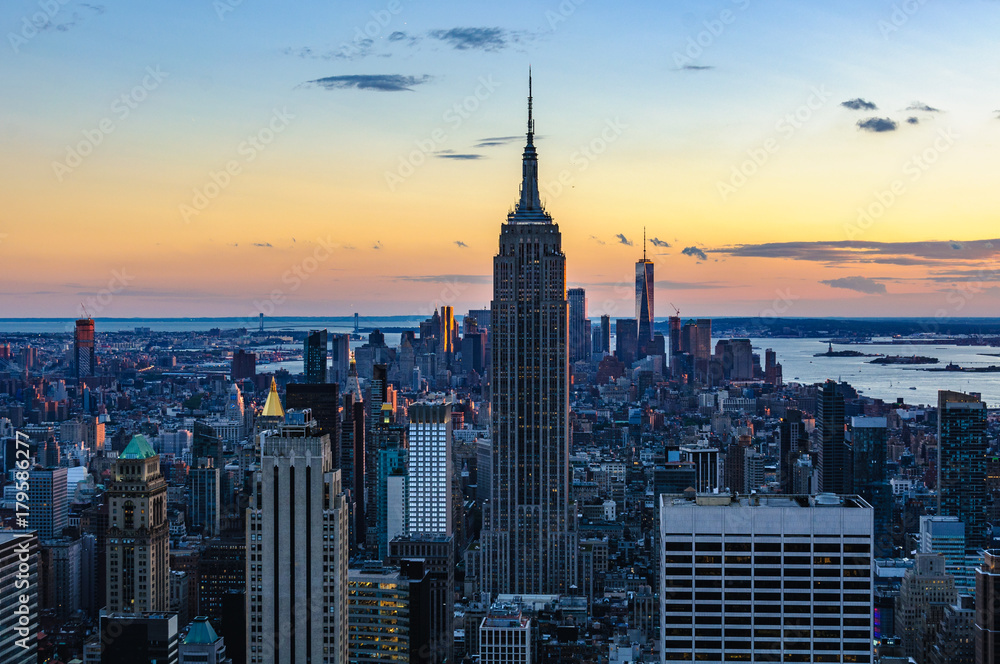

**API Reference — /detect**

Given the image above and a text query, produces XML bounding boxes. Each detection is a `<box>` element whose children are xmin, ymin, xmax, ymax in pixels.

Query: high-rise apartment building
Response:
<box><xmin>246</xmin><ymin>410</ymin><xmax>349</xmax><ymax>664</ymax></box>
<box><xmin>407</xmin><ymin>396</ymin><xmax>453</xmax><ymax>536</ymax></box>
<box><xmin>976</xmin><ymin>549</ymin><xmax>1000</xmax><ymax>664</ymax></box>
<box><xmin>921</xmin><ymin>515</ymin><xmax>976</xmax><ymax>594</ymax></box>
<box><xmin>75</xmin><ymin>317</ymin><xmax>95</xmax><ymax>381</ymax></box>
<box><xmin>849</xmin><ymin>416</ymin><xmax>893</xmax><ymax>557</ymax></box>
<box><xmin>938</xmin><ymin>390</ymin><xmax>988</xmax><ymax>555</ymax></box>
<box><xmin>659</xmin><ymin>493</ymin><xmax>874</xmax><ymax>663</ymax></box>
<box><xmin>615</xmin><ymin>318</ymin><xmax>639</xmax><ymax>366</ymax></box>
<box><xmin>480</xmin><ymin>602</ymin><xmax>532</xmax><ymax>664</ymax></box>
<box><xmin>28</xmin><ymin>466</ymin><xmax>67</xmax><ymax>539</ymax></box>
<box><xmin>0</xmin><ymin>532</ymin><xmax>38</xmax><ymax>664</ymax></box>
<box><xmin>598</xmin><ymin>314</ymin><xmax>611</xmax><ymax>355</ymax></box>
<box><xmin>106</xmin><ymin>435</ymin><xmax>170</xmax><ymax>613</ymax></box>
<box><xmin>817</xmin><ymin>380</ymin><xmax>850</xmax><ymax>494</ymax></box>
<box><xmin>330</xmin><ymin>333</ymin><xmax>351</xmax><ymax>387</ymax></box>
<box><xmin>231</xmin><ymin>349</ymin><xmax>256</xmax><ymax>381</ymax></box>
<box><xmin>480</xmin><ymin>74</ymin><xmax>578</xmax><ymax>597</ymax></box>
<box><xmin>568</xmin><ymin>287</ymin><xmax>591</xmax><ymax>363</ymax></box>
<box><xmin>896</xmin><ymin>552</ymin><xmax>958</xmax><ymax>663</ymax></box>
<box><xmin>190</xmin><ymin>460</ymin><xmax>221</xmax><ymax>537</ymax></box>
<box><xmin>304</xmin><ymin>329</ymin><xmax>328</xmax><ymax>384</ymax></box>
<box><xmin>388</xmin><ymin>534</ymin><xmax>455</xmax><ymax>664</ymax></box>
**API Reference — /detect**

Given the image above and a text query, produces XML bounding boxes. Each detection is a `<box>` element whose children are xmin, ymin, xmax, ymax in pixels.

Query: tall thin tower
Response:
<box><xmin>481</xmin><ymin>72</ymin><xmax>578</xmax><ymax>596</ymax></box>
<box><xmin>636</xmin><ymin>228</ymin><xmax>654</xmax><ymax>358</ymax></box>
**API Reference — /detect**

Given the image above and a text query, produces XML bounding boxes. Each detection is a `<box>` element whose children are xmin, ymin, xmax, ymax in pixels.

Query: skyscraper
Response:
<box><xmin>231</xmin><ymin>349</ymin><xmax>256</xmax><ymax>381</ymax></box>
<box><xmin>407</xmin><ymin>396</ymin><xmax>453</xmax><ymax>536</ymax></box>
<box><xmin>599</xmin><ymin>314</ymin><xmax>611</xmax><ymax>355</ymax></box>
<box><xmin>635</xmin><ymin>233</ymin><xmax>654</xmax><ymax>357</ymax></box>
<box><xmin>75</xmin><ymin>318</ymin><xmax>95</xmax><ymax>381</ymax></box>
<box><xmin>246</xmin><ymin>409</ymin><xmax>349</xmax><ymax>664</ymax></box>
<box><xmin>937</xmin><ymin>390</ymin><xmax>988</xmax><ymax>555</ymax></box>
<box><xmin>106</xmin><ymin>434</ymin><xmax>170</xmax><ymax>613</ymax></box>
<box><xmin>285</xmin><ymin>382</ymin><xmax>341</xmax><ymax>466</ymax></box>
<box><xmin>976</xmin><ymin>549</ymin><xmax>1000</xmax><ymax>664</ymax></box>
<box><xmin>817</xmin><ymin>380</ymin><xmax>850</xmax><ymax>494</ymax></box>
<box><xmin>849</xmin><ymin>416</ymin><xmax>893</xmax><ymax>557</ymax></box>
<box><xmin>615</xmin><ymin>318</ymin><xmax>638</xmax><ymax>366</ymax></box>
<box><xmin>330</xmin><ymin>333</ymin><xmax>351</xmax><ymax>387</ymax></box>
<box><xmin>304</xmin><ymin>329</ymin><xmax>327</xmax><ymax>384</ymax></box>
<box><xmin>0</xmin><ymin>532</ymin><xmax>38</xmax><ymax>664</ymax></box>
<box><xmin>567</xmin><ymin>287</ymin><xmax>591</xmax><ymax>363</ymax></box>
<box><xmin>27</xmin><ymin>466</ymin><xmax>67</xmax><ymax>539</ymax></box>
<box><xmin>660</xmin><ymin>493</ymin><xmax>874</xmax><ymax>662</ymax></box>
<box><xmin>481</xmin><ymin>73</ymin><xmax>578</xmax><ymax>596</ymax></box>
<box><xmin>778</xmin><ymin>409</ymin><xmax>809</xmax><ymax>494</ymax></box>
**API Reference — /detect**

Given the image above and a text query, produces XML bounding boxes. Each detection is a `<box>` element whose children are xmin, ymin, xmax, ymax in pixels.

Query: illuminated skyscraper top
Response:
<box><xmin>510</xmin><ymin>68</ymin><xmax>550</xmax><ymax>224</ymax></box>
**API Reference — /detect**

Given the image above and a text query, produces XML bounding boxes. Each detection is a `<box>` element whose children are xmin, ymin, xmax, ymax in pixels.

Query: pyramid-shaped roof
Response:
<box><xmin>262</xmin><ymin>377</ymin><xmax>284</xmax><ymax>418</ymax></box>
<box><xmin>183</xmin><ymin>616</ymin><xmax>220</xmax><ymax>644</ymax></box>
<box><xmin>120</xmin><ymin>434</ymin><xmax>156</xmax><ymax>460</ymax></box>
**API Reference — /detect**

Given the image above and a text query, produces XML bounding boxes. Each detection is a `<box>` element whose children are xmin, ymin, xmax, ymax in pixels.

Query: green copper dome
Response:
<box><xmin>120</xmin><ymin>434</ymin><xmax>157</xmax><ymax>460</ymax></box>
<box><xmin>183</xmin><ymin>616</ymin><xmax>220</xmax><ymax>644</ymax></box>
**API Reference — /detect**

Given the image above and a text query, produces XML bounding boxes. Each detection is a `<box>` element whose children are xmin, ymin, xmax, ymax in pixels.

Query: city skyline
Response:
<box><xmin>3</xmin><ymin>1</ymin><xmax>1000</xmax><ymax>318</ymax></box>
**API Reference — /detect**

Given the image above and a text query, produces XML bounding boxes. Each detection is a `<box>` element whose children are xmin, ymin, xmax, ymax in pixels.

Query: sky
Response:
<box><xmin>2</xmin><ymin>0</ymin><xmax>1000</xmax><ymax>320</ymax></box>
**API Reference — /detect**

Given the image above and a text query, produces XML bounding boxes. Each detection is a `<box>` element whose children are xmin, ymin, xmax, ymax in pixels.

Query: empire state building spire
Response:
<box><xmin>512</xmin><ymin>69</ymin><xmax>548</xmax><ymax>222</ymax></box>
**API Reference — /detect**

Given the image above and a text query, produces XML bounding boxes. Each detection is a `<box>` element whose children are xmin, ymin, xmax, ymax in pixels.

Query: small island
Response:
<box><xmin>815</xmin><ymin>343</ymin><xmax>877</xmax><ymax>358</ymax></box>
<box><xmin>868</xmin><ymin>355</ymin><xmax>939</xmax><ymax>365</ymax></box>
<box><xmin>925</xmin><ymin>363</ymin><xmax>1000</xmax><ymax>373</ymax></box>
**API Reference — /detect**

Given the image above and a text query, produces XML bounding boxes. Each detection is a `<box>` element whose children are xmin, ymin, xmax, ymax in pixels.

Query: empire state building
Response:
<box><xmin>481</xmin><ymin>74</ymin><xmax>578</xmax><ymax>596</ymax></box>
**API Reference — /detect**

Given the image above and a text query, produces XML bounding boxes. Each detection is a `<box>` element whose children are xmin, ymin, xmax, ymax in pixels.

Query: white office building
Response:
<box><xmin>407</xmin><ymin>396</ymin><xmax>453</xmax><ymax>536</ymax></box>
<box><xmin>479</xmin><ymin>602</ymin><xmax>531</xmax><ymax>664</ymax></box>
<box><xmin>660</xmin><ymin>493</ymin><xmax>874</xmax><ymax>663</ymax></box>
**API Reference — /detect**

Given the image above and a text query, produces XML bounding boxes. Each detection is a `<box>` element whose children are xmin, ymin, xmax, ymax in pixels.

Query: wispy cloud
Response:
<box><xmin>397</xmin><ymin>274</ymin><xmax>491</xmax><ymax>284</ymax></box>
<box><xmin>590</xmin><ymin>235</ymin><xmax>606</xmax><ymax>246</ymax></box>
<box><xmin>616</xmin><ymin>233</ymin><xmax>633</xmax><ymax>247</ymax></box>
<box><xmin>373</xmin><ymin>241</ymin><xmax>383</xmax><ymax>250</ymax></box>
<box><xmin>303</xmin><ymin>74</ymin><xmax>432</xmax><ymax>92</ymax></box>
<box><xmin>906</xmin><ymin>117</ymin><xmax>919</xmax><ymax>124</ymax></box>
<box><xmin>907</xmin><ymin>101</ymin><xmax>941</xmax><ymax>113</ymax></box>
<box><xmin>857</xmin><ymin>117</ymin><xmax>897</xmax><ymax>132</ymax></box>
<box><xmin>650</xmin><ymin>237</ymin><xmax>670</xmax><ymax>248</ymax></box>
<box><xmin>454</xmin><ymin>240</ymin><xmax>469</xmax><ymax>248</ymax></box>
<box><xmin>715</xmin><ymin>238</ymin><xmax>1000</xmax><ymax>266</ymax></box>
<box><xmin>427</xmin><ymin>27</ymin><xmax>529</xmax><ymax>51</ymax></box>
<box><xmin>475</xmin><ymin>136</ymin><xmax>520</xmax><ymax>148</ymax></box>
<box><xmin>841</xmin><ymin>98</ymin><xmax>877</xmax><ymax>111</ymax></box>
<box><xmin>679</xmin><ymin>64</ymin><xmax>714</xmax><ymax>71</ymax></box>
<box><xmin>252</xmin><ymin>242</ymin><xmax>273</xmax><ymax>248</ymax></box>
<box><xmin>820</xmin><ymin>276</ymin><xmax>887</xmax><ymax>295</ymax></box>
<box><xmin>682</xmin><ymin>246</ymin><xmax>708</xmax><ymax>261</ymax></box>
<box><xmin>435</xmin><ymin>150</ymin><xmax>483</xmax><ymax>160</ymax></box>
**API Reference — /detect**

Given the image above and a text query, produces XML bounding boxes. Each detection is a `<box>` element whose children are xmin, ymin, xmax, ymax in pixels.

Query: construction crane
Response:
<box><xmin>669</xmin><ymin>303</ymin><xmax>681</xmax><ymax>317</ymax></box>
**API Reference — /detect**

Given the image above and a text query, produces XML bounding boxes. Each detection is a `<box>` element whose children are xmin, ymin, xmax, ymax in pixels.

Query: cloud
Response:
<box><xmin>475</xmin><ymin>136</ymin><xmax>520</xmax><ymax>148</ymax></box>
<box><xmin>820</xmin><ymin>276</ymin><xmax>887</xmax><ymax>295</ymax></box>
<box><xmin>589</xmin><ymin>235</ymin><xmax>606</xmax><ymax>246</ymax></box>
<box><xmin>682</xmin><ymin>246</ymin><xmax>708</xmax><ymax>260</ymax></box>
<box><xmin>650</xmin><ymin>237</ymin><xmax>670</xmax><ymax>248</ymax></box>
<box><xmin>303</xmin><ymin>74</ymin><xmax>431</xmax><ymax>92</ymax></box>
<box><xmin>680</xmin><ymin>65</ymin><xmax>714</xmax><ymax>71</ymax></box>
<box><xmin>454</xmin><ymin>241</ymin><xmax>469</xmax><ymax>248</ymax></box>
<box><xmin>906</xmin><ymin>117</ymin><xmax>919</xmax><ymax>124</ymax></box>
<box><xmin>841</xmin><ymin>98</ymin><xmax>877</xmax><ymax>111</ymax></box>
<box><xmin>252</xmin><ymin>242</ymin><xmax>273</xmax><ymax>248</ymax></box>
<box><xmin>435</xmin><ymin>150</ymin><xmax>483</xmax><ymax>160</ymax></box>
<box><xmin>397</xmin><ymin>274</ymin><xmax>492</xmax><ymax>284</ymax></box>
<box><xmin>907</xmin><ymin>102</ymin><xmax>940</xmax><ymax>113</ymax></box>
<box><xmin>373</xmin><ymin>242</ymin><xmax>382</xmax><ymax>250</ymax></box>
<box><xmin>388</xmin><ymin>31</ymin><xmax>408</xmax><ymax>42</ymax></box>
<box><xmin>427</xmin><ymin>27</ymin><xmax>528</xmax><ymax>51</ymax></box>
<box><xmin>616</xmin><ymin>234</ymin><xmax>633</xmax><ymax>247</ymax></box>
<box><xmin>857</xmin><ymin>117</ymin><xmax>897</xmax><ymax>132</ymax></box>
<box><xmin>715</xmin><ymin>238</ymin><xmax>1000</xmax><ymax>266</ymax></box>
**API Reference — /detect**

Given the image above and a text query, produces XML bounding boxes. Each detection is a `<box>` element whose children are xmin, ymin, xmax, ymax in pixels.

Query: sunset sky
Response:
<box><xmin>2</xmin><ymin>0</ymin><xmax>1000</xmax><ymax>319</ymax></box>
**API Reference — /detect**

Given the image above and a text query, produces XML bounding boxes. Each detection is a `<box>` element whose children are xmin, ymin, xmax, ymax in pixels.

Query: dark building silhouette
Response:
<box><xmin>938</xmin><ymin>390</ymin><xmax>988</xmax><ymax>555</ymax></box>
<box><xmin>304</xmin><ymin>329</ymin><xmax>328</xmax><ymax>384</ymax></box>
<box><xmin>635</xmin><ymin>239</ymin><xmax>654</xmax><ymax>358</ymax></box>
<box><xmin>848</xmin><ymin>416</ymin><xmax>893</xmax><ymax>557</ymax></box>
<box><xmin>615</xmin><ymin>318</ymin><xmax>638</xmax><ymax>367</ymax></box>
<box><xmin>285</xmin><ymin>383</ymin><xmax>341</xmax><ymax>466</ymax></box>
<box><xmin>389</xmin><ymin>534</ymin><xmax>455</xmax><ymax>664</ymax></box>
<box><xmin>779</xmin><ymin>409</ymin><xmax>809</xmax><ymax>494</ymax></box>
<box><xmin>568</xmin><ymin>288</ymin><xmax>591</xmax><ymax>363</ymax></box>
<box><xmin>817</xmin><ymin>380</ymin><xmax>850</xmax><ymax>494</ymax></box>
<box><xmin>230</xmin><ymin>349</ymin><xmax>256</xmax><ymax>381</ymax></box>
